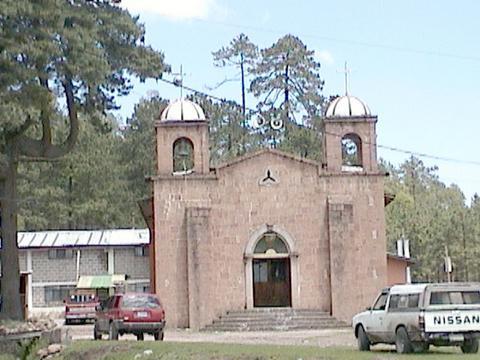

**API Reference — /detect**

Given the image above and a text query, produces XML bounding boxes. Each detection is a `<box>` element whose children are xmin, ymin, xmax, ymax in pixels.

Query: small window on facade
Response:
<box><xmin>44</xmin><ymin>285</ymin><xmax>74</xmax><ymax>304</ymax></box>
<box><xmin>341</xmin><ymin>133</ymin><xmax>363</xmax><ymax>168</ymax></box>
<box><xmin>134</xmin><ymin>246</ymin><xmax>149</xmax><ymax>257</ymax></box>
<box><xmin>48</xmin><ymin>249</ymin><xmax>74</xmax><ymax>259</ymax></box>
<box><xmin>173</xmin><ymin>137</ymin><xmax>194</xmax><ymax>173</ymax></box>
<box><xmin>134</xmin><ymin>283</ymin><xmax>151</xmax><ymax>293</ymax></box>
<box><xmin>254</xmin><ymin>232</ymin><xmax>288</xmax><ymax>254</ymax></box>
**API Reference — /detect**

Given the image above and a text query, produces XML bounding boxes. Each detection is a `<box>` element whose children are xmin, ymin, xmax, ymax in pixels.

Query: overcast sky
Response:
<box><xmin>117</xmin><ymin>0</ymin><xmax>480</xmax><ymax>201</ymax></box>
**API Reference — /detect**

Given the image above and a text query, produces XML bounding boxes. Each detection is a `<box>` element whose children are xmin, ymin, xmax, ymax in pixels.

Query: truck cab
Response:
<box><xmin>353</xmin><ymin>283</ymin><xmax>480</xmax><ymax>353</ymax></box>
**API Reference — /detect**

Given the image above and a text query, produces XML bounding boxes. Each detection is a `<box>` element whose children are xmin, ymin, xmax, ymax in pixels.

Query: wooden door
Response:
<box><xmin>253</xmin><ymin>258</ymin><xmax>291</xmax><ymax>307</ymax></box>
<box><xmin>20</xmin><ymin>273</ymin><xmax>28</xmax><ymax>320</ymax></box>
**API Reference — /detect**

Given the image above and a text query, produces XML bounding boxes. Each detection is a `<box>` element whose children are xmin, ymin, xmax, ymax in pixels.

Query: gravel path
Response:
<box><xmin>65</xmin><ymin>323</ymin><xmax>357</xmax><ymax>347</ymax></box>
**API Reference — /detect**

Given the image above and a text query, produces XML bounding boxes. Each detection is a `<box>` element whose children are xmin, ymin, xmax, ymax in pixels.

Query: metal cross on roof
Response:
<box><xmin>172</xmin><ymin>65</ymin><xmax>186</xmax><ymax>99</ymax></box>
<box><xmin>337</xmin><ymin>61</ymin><xmax>351</xmax><ymax>95</ymax></box>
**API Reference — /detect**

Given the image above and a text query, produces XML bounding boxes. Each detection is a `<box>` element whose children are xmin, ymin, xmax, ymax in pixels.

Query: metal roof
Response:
<box><xmin>15</xmin><ymin>229</ymin><xmax>149</xmax><ymax>249</ymax></box>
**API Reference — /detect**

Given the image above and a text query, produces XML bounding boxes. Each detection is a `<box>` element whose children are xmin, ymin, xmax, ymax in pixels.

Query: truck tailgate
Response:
<box><xmin>425</xmin><ymin>310</ymin><xmax>480</xmax><ymax>332</ymax></box>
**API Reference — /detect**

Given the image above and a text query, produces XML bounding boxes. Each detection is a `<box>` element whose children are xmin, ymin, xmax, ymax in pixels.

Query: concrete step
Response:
<box><xmin>203</xmin><ymin>308</ymin><xmax>348</xmax><ymax>332</ymax></box>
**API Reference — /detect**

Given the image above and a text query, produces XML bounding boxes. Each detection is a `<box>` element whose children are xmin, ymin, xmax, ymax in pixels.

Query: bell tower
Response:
<box><xmin>155</xmin><ymin>99</ymin><xmax>210</xmax><ymax>176</ymax></box>
<box><xmin>324</xmin><ymin>94</ymin><xmax>378</xmax><ymax>173</ymax></box>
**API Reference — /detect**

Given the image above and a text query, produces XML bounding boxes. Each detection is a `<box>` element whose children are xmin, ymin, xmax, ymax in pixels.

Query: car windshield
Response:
<box><xmin>121</xmin><ymin>295</ymin><xmax>160</xmax><ymax>309</ymax></box>
<box><xmin>430</xmin><ymin>291</ymin><xmax>480</xmax><ymax>305</ymax></box>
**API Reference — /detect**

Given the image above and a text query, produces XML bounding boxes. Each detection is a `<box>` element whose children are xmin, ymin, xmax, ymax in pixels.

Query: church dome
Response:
<box><xmin>325</xmin><ymin>95</ymin><xmax>371</xmax><ymax>118</ymax></box>
<box><xmin>160</xmin><ymin>99</ymin><xmax>206</xmax><ymax>121</ymax></box>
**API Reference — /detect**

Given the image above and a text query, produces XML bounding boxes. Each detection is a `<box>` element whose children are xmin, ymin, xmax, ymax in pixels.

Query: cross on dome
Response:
<box><xmin>337</xmin><ymin>61</ymin><xmax>351</xmax><ymax>96</ymax></box>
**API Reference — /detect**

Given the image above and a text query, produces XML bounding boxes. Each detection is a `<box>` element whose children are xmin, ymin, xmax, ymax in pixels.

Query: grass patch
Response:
<box><xmin>58</xmin><ymin>341</ymin><xmax>480</xmax><ymax>360</ymax></box>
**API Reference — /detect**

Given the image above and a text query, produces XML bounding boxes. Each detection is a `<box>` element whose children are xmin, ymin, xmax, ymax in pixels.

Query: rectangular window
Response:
<box><xmin>134</xmin><ymin>283</ymin><xmax>151</xmax><ymax>293</ymax></box>
<box><xmin>134</xmin><ymin>246</ymin><xmax>149</xmax><ymax>257</ymax></box>
<box><xmin>48</xmin><ymin>249</ymin><xmax>74</xmax><ymax>259</ymax></box>
<box><xmin>430</xmin><ymin>291</ymin><xmax>480</xmax><ymax>305</ymax></box>
<box><xmin>389</xmin><ymin>293</ymin><xmax>419</xmax><ymax>311</ymax></box>
<box><xmin>44</xmin><ymin>285</ymin><xmax>74</xmax><ymax>305</ymax></box>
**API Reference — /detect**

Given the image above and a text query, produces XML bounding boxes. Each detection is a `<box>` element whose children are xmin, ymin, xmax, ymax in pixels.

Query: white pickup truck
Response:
<box><xmin>352</xmin><ymin>283</ymin><xmax>480</xmax><ymax>353</ymax></box>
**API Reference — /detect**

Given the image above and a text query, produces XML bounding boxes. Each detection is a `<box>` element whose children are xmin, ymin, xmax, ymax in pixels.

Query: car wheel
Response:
<box><xmin>136</xmin><ymin>333</ymin><xmax>144</xmax><ymax>341</ymax></box>
<box><xmin>461</xmin><ymin>338</ymin><xmax>479</xmax><ymax>353</ymax></box>
<box><xmin>109</xmin><ymin>322</ymin><xmax>118</xmax><ymax>341</ymax></box>
<box><xmin>93</xmin><ymin>322</ymin><xmax>101</xmax><ymax>340</ymax></box>
<box><xmin>356</xmin><ymin>325</ymin><xmax>370</xmax><ymax>351</ymax></box>
<box><xmin>154</xmin><ymin>331</ymin><xmax>164</xmax><ymax>341</ymax></box>
<box><xmin>395</xmin><ymin>326</ymin><xmax>413</xmax><ymax>354</ymax></box>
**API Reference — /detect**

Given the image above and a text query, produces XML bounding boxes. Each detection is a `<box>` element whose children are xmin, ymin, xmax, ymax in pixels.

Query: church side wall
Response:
<box><xmin>153</xmin><ymin>179</ymin><xmax>214</xmax><ymax>328</ymax></box>
<box><xmin>326</xmin><ymin>174</ymin><xmax>387</xmax><ymax>323</ymax></box>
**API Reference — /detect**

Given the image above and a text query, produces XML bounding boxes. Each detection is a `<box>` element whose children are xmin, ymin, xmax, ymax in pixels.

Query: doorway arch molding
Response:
<box><xmin>244</xmin><ymin>224</ymin><xmax>300</xmax><ymax>309</ymax></box>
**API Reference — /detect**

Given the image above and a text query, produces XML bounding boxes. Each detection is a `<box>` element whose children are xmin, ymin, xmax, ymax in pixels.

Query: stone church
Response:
<box><xmin>145</xmin><ymin>94</ymin><xmax>388</xmax><ymax>329</ymax></box>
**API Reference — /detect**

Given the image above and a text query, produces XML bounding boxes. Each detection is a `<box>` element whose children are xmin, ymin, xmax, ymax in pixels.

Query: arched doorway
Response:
<box><xmin>252</xmin><ymin>232</ymin><xmax>291</xmax><ymax>307</ymax></box>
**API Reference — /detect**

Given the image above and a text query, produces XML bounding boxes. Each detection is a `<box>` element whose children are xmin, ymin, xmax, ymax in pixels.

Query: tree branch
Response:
<box><xmin>17</xmin><ymin>77</ymin><xmax>79</xmax><ymax>160</ymax></box>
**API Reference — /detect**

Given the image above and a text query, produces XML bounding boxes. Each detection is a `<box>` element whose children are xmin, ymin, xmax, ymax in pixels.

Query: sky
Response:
<box><xmin>117</xmin><ymin>0</ymin><xmax>480</xmax><ymax>201</ymax></box>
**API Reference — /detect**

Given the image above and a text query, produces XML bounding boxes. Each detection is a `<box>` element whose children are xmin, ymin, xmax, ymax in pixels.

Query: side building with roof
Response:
<box><xmin>12</xmin><ymin>229</ymin><xmax>151</xmax><ymax>313</ymax></box>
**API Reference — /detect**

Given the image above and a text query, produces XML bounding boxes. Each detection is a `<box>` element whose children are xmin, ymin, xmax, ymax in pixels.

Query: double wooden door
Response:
<box><xmin>253</xmin><ymin>258</ymin><xmax>291</xmax><ymax>307</ymax></box>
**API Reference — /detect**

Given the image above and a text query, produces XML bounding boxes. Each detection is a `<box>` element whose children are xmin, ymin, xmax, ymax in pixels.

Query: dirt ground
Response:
<box><xmin>64</xmin><ymin>323</ymin><xmax>360</xmax><ymax>348</ymax></box>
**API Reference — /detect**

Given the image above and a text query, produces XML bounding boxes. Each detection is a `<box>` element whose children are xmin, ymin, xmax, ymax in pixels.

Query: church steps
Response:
<box><xmin>203</xmin><ymin>308</ymin><xmax>349</xmax><ymax>332</ymax></box>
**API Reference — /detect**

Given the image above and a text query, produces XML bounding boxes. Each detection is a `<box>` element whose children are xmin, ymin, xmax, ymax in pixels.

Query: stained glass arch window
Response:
<box><xmin>254</xmin><ymin>232</ymin><xmax>288</xmax><ymax>255</ymax></box>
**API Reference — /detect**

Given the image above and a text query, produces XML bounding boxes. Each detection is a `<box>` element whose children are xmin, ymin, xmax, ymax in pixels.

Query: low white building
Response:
<box><xmin>12</xmin><ymin>228</ymin><xmax>151</xmax><ymax>315</ymax></box>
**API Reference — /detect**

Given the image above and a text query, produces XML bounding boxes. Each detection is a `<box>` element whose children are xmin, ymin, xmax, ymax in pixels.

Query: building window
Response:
<box><xmin>341</xmin><ymin>133</ymin><xmax>363</xmax><ymax>168</ymax></box>
<box><xmin>173</xmin><ymin>137</ymin><xmax>194</xmax><ymax>173</ymax></box>
<box><xmin>44</xmin><ymin>285</ymin><xmax>74</xmax><ymax>304</ymax></box>
<box><xmin>134</xmin><ymin>246</ymin><xmax>149</xmax><ymax>257</ymax></box>
<box><xmin>134</xmin><ymin>283</ymin><xmax>150</xmax><ymax>293</ymax></box>
<box><xmin>254</xmin><ymin>232</ymin><xmax>288</xmax><ymax>255</ymax></box>
<box><xmin>48</xmin><ymin>249</ymin><xmax>74</xmax><ymax>260</ymax></box>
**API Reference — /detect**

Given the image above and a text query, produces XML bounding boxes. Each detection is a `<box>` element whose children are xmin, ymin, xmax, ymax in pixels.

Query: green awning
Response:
<box><xmin>76</xmin><ymin>274</ymin><xmax>126</xmax><ymax>289</ymax></box>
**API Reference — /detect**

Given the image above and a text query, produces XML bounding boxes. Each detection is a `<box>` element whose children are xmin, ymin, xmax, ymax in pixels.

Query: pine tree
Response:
<box><xmin>0</xmin><ymin>0</ymin><xmax>167</xmax><ymax>320</ymax></box>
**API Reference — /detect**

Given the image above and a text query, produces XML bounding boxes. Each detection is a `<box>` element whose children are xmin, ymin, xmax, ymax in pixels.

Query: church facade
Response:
<box><xmin>148</xmin><ymin>95</ymin><xmax>388</xmax><ymax>330</ymax></box>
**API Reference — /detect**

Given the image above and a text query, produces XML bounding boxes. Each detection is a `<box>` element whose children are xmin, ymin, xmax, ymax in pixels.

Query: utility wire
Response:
<box><xmin>159</xmin><ymin>77</ymin><xmax>480</xmax><ymax>167</ymax></box>
<box><xmin>193</xmin><ymin>19</ymin><xmax>480</xmax><ymax>63</ymax></box>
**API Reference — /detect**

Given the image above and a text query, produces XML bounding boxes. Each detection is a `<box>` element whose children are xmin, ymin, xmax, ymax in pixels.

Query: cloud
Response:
<box><xmin>315</xmin><ymin>50</ymin><xmax>334</xmax><ymax>65</ymax></box>
<box><xmin>120</xmin><ymin>0</ymin><xmax>217</xmax><ymax>21</ymax></box>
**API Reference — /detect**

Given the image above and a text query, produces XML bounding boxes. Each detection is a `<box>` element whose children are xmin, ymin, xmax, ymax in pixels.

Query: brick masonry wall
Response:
<box><xmin>114</xmin><ymin>247</ymin><xmax>150</xmax><ymax>279</ymax></box>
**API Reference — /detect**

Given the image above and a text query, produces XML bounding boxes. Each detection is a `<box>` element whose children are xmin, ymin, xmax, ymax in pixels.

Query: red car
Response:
<box><xmin>93</xmin><ymin>293</ymin><xmax>166</xmax><ymax>341</ymax></box>
<box><xmin>64</xmin><ymin>292</ymin><xmax>99</xmax><ymax>325</ymax></box>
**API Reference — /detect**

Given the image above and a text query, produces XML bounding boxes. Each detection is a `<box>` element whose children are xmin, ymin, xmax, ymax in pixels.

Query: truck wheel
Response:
<box><xmin>357</xmin><ymin>325</ymin><xmax>370</xmax><ymax>351</ymax></box>
<box><xmin>461</xmin><ymin>338</ymin><xmax>479</xmax><ymax>353</ymax></box>
<box><xmin>154</xmin><ymin>331</ymin><xmax>164</xmax><ymax>341</ymax></box>
<box><xmin>109</xmin><ymin>322</ymin><xmax>118</xmax><ymax>341</ymax></box>
<box><xmin>136</xmin><ymin>333</ymin><xmax>144</xmax><ymax>341</ymax></box>
<box><xmin>395</xmin><ymin>327</ymin><xmax>413</xmax><ymax>354</ymax></box>
<box><xmin>93</xmin><ymin>322</ymin><xmax>101</xmax><ymax>340</ymax></box>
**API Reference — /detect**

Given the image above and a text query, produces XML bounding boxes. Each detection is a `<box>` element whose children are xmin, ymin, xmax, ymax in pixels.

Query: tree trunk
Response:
<box><xmin>0</xmin><ymin>140</ymin><xmax>23</xmax><ymax>320</ymax></box>
<box><xmin>240</xmin><ymin>53</ymin><xmax>246</xmax><ymax>126</ymax></box>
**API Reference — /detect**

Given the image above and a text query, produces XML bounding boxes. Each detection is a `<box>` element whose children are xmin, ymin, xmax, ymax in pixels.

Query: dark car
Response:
<box><xmin>93</xmin><ymin>292</ymin><xmax>166</xmax><ymax>341</ymax></box>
